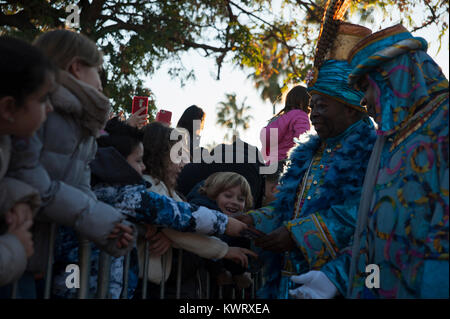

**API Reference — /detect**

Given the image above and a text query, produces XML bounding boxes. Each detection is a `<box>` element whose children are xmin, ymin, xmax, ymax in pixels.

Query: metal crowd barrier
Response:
<box><xmin>9</xmin><ymin>223</ymin><xmax>264</xmax><ymax>299</ymax></box>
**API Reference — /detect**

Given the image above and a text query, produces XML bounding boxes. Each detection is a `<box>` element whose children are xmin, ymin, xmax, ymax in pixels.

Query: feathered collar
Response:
<box><xmin>275</xmin><ymin>117</ymin><xmax>377</xmax><ymax>222</ymax></box>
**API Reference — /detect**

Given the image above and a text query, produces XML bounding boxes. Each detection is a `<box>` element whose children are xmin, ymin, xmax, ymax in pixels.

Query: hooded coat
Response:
<box><xmin>0</xmin><ymin>135</ymin><xmax>41</xmax><ymax>286</ymax></box>
<box><xmin>347</xmin><ymin>26</ymin><xmax>449</xmax><ymax>299</ymax></box>
<box><xmin>6</xmin><ymin>71</ymin><xmax>133</xmax><ymax>274</ymax></box>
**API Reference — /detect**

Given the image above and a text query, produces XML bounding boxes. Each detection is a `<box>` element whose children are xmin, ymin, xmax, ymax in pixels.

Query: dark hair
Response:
<box><xmin>97</xmin><ymin>117</ymin><xmax>143</xmax><ymax>158</ymax></box>
<box><xmin>176</xmin><ymin>105</ymin><xmax>205</xmax><ymax>139</ymax></box>
<box><xmin>0</xmin><ymin>36</ymin><xmax>56</xmax><ymax>107</ymax></box>
<box><xmin>284</xmin><ymin>85</ymin><xmax>310</xmax><ymax>113</ymax></box>
<box><xmin>142</xmin><ymin>121</ymin><xmax>182</xmax><ymax>193</ymax></box>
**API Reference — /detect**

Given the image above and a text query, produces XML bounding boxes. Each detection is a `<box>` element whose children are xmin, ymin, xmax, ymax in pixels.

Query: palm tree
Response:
<box><xmin>248</xmin><ymin>71</ymin><xmax>283</xmax><ymax>115</ymax></box>
<box><xmin>216</xmin><ymin>93</ymin><xmax>253</xmax><ymax>142</ymax></box>
<box><xmin>246</xmin><ymin>36</ymin><xmax>290</xmax><ymax>115</ymax></box>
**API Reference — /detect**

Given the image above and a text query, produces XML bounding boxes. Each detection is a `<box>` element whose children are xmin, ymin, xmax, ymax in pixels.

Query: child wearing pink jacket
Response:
<box><xmin>260</xmin><ymin>85</ymin><xmax>311</xmax><ymax>164</ymax></box>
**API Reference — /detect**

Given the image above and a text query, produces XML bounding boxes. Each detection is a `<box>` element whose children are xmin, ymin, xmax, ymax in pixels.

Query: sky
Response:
<box><xmin>145</xmin><ymin>4</ymin><xmax>449</xmax><ymax>152</ymax></box>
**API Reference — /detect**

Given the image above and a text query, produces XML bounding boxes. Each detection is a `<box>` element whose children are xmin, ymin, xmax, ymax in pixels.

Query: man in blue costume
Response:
<box><xmin>343</xmin><ymin>24</ymin><xmax>449</xmax><ymax>298</ymax></box>
<box><xmin>239</xmin><ymin>20</ymin><xmax>377</xmax><ymax>299</ymax></box>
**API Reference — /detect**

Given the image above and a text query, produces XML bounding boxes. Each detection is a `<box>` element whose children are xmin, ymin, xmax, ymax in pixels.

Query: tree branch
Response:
<box><xmin>411</xmin><ymin>1</ymin><xmax>442</xmax><ymax>33</ymax></box>
<box><xmin>80</xmin><ymin>0</ymin><xmax>107</xmax><ymax>34</ymax></box>
<box><xmin>174</xmin><ymin>37</ymin><xmax>230</xmax><ymax>53</ymax></box>
<box><xmin>294</xmin><ymin>0</ymin><xmax>323</xmax><ymax>22</ymax></box>
<box><xmin>0</xmin><ymin>9</ymin><xmax>38</xmax><ymax>34</ymax></box>
<box><xmin>229</xmin><ymin>0</ymin><xmax>302</xmax><ymax>78</ymax></box>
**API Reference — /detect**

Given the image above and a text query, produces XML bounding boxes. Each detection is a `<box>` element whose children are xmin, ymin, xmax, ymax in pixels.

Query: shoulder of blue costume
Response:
<box><xmin>305</xmin><ymin>118</ymin><xmax>377</xmax><ymax>213</ymax></box>
<box><xmin>341</xmin><ymin>117</ymin><xmax>377</xmax><ymax>150</ymax></box>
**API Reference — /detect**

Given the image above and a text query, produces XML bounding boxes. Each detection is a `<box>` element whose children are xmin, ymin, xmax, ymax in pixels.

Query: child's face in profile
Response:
<box><xmin>71</xmin><ymin>60</ymin><xmax>103</xmax><ymax>92</ymax></box>
<box><xmin>7</xmin><ymin>71</ymin><xmax>55</xmax><ymax>138</ymax></box>
<box><xmin>126</xmin><ymin>142</ymin><xmax>146</xmax><ymax>176</ymax></box>
<box><xmin>216</xmin><ymin>185</ymin><xmax>246</xmax><ymax>216</ymax></box>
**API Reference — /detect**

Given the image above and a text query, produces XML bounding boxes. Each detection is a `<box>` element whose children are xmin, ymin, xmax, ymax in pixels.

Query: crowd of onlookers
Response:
<box><xmin>0</xmin><ymin>29</ymin><xmax>311</xmax><ymax>299</ymax></box>
<box><xmin>1</xmin><ymin>21</ymin><xmax>448</xmax><ymax>300</ymax></box>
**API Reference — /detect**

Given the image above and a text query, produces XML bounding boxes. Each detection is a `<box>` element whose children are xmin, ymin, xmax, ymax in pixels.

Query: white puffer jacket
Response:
<box><xmin>6</xmin><ymin>71</ymin><xmax>134</xmax><ymax>273</ymax></box>
<box><xmin>0</xmin><ymin>134</ymin><xmax>41</xmax><ymax>285</ymax></box>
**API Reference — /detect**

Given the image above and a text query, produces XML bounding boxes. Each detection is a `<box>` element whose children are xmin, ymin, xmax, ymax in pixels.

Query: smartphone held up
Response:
<box><xmin>132</xmin><ymin>96</ymin><xmax>149</xmax><ymax>115</ymax></box>
<box><xmin>155</xmin><ymin>109</ymin><xmax>172</xmax><ymax>125</ymax></box>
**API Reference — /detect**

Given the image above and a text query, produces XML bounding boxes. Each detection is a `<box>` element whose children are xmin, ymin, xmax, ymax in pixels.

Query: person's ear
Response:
<box><xmin>0</xmin><ymin>96</ymin><xmax>18</xmax><ymax>122</ymax></box>
<box><xmin>67</xmin><ymin>58</ymin><xmax>84</xmax><ymax>80</ymax></box>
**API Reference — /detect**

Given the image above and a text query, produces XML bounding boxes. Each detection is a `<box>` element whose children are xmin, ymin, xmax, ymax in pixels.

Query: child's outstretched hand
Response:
<box><xmin>108</xmin><ymin>223</ymin><xmax>134</xmax><ymax>249</ymax></box>
<box><xmin>146</xmin><ymin>231</ymin><xmax>172</xmax><ymax>257</ymax></box>
<box><xmin>8</xmin><ymin>217</ymin><xmax>34</xmax><ymax>258</ymax></box>
<box><xmin>224</xmin><ymin>247</ymin><xmax>258</xmax><ymax>268</ymax></box>
<box><xmin>224</xmin><ymin>217</ymin><xmax>248</xmax><ymax>237</ymax></box>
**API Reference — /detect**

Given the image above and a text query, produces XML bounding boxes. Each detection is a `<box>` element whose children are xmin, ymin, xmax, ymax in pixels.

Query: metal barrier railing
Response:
<box><xmin>96</xmin><ymin>251</ymin><xmax>111</xmax><ymax>298</ymax></box>
<box><xmin>141</xmin><ymin>239</ymin><xmax>150</xmax><ymax>299</ymax></box>
<box><xmin>43</xmin><ymin>223</ymin><xmax>57</xmax><ymax>299</ymax></box>
<box><xmin>121</xmin><ymin>251</ymin><xmax>131</xmax><ymax>299</ymax></box>
<box><xmin>175</xmin><ymin>249</ymin><xmax>183</xmax><ymax>299</ymax></box>
<box><xmin>9</xmin><ymin>223</ymin><xmax>263</xmax><ymax>300</ymax></box>
<box><xmin>77</xmin><ymin>237</ymin><xmax>91</xmax><ymax>299</ymax></box>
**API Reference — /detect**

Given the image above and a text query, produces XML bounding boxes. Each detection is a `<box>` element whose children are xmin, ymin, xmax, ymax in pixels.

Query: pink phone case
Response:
<box><xmin>156</xmin><ymin>110</ymin><xmax>172</xmax><ymax>124</ymax></box>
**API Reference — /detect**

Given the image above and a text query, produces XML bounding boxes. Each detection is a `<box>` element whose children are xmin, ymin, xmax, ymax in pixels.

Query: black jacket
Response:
<box><xmin>90</xmin><ymin>146</ymin><xmax>144</xmax><ymax>187</ymax></box>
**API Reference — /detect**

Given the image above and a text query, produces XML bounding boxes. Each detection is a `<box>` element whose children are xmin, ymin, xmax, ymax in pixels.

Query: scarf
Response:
<box><xmin>51</xmin><ymin>70</ymin><xmax>111</xmax><ymax>136</ymax></box>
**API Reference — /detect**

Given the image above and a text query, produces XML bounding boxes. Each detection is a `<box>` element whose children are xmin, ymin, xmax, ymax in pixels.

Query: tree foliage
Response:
<box><xmin>0</xmin><ymin>0</ymin><xmax>448</xmax><ymax>112</ymax></box>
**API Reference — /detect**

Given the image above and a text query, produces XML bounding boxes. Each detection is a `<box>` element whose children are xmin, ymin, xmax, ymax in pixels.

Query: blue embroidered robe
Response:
<box><xmin>348</xmin><ymin>94</ymin><xmax>449</xmax><ymax>298</ymax></box>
